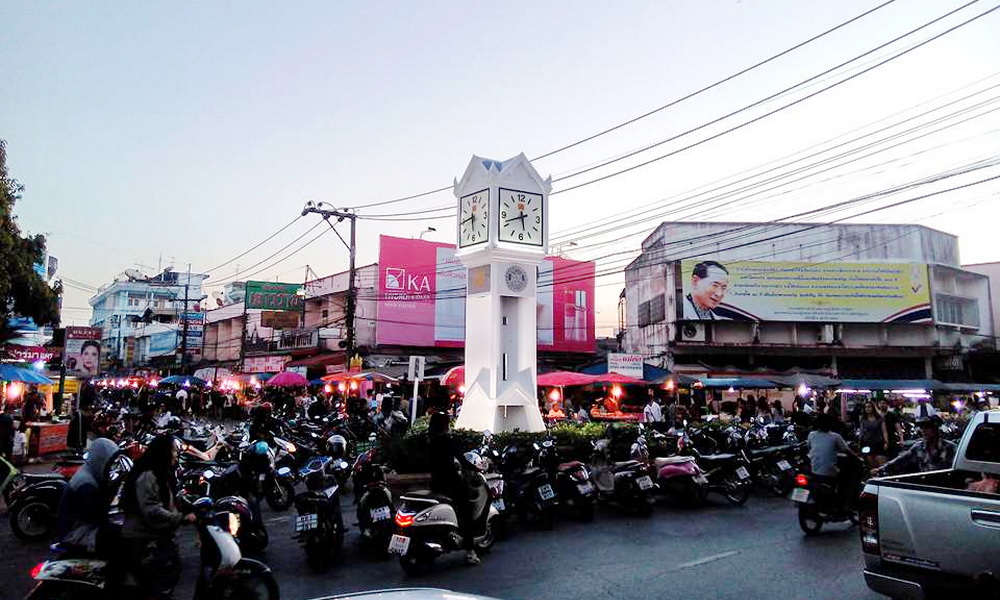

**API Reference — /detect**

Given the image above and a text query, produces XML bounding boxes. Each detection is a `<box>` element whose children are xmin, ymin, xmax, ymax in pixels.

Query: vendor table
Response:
<box><xmin>27</xmin><ymin>421</ymin><xmax>69</xmax><ymax>457</ymax></box>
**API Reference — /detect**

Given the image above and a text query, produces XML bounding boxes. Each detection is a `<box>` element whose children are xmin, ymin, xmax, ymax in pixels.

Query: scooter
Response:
<box><xmin>655</xmin><ymin>426</ymin><xmax>751</xmax><ymax>506</ymax></box>
<box><xmin>179</xmin><ymin>466</ymin><xmax>270</xmax><ymax>554</ymax></box>
<box><xmin>390</xmin><ymin>453</ymin><xmax>499</xmax><ymax>576</ymax></box>
<box><xmin>352</xmin><ymin>446</ymin><xmax>396</xmax><ymax>557</ymax></box>
<box><xmin>792</xmin><ymin>451</ymin><xmax>866</xmax><ymax>535</ymax></box>
<box><xmin>25</xmin><ymin>497</ymin><xmax>280</xmax><ymax>600</ymax></box>
<box><xmin>588</xmin><ymin>437</ymin><xmax>656</xmax><ymax>517</ymax></box>
<box><xmin>499</xmin><ymin>442</ymin><xmax>560</xmax><ymax>529</ymax></box>
<box><xmin>292</xmin><ymin>456</ymin><xmax>346</xmax><ymax>571</ymax></box>
<box><xmin>538</xmin><ymin>436</ymin><xmax>597</xmax><ymax>522</ymax></box>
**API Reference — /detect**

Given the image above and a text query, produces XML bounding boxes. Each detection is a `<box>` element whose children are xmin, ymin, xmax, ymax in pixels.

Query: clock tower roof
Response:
<box><xmin>454</xmin><ymin>153</ymin><xmax>552</xmax><ymax>196</ymax></box>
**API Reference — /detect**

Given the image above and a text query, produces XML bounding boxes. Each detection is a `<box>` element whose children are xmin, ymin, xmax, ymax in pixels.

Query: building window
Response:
<box><xmin>638</xmin><ymin>294</ymin><xmax>665</xmax><ymax>328</ymax></box>
<box><xmin>936</xmin><ymin>294</ymin><xmax>979</xmax><ymax>328</ymax></box>
<box><xmin>322</xmin><ymin>309</ymin><xmax>329</xmax><ymax>320</ymax></box>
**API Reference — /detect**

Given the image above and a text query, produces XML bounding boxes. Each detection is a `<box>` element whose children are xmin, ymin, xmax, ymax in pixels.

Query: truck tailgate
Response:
<box><xmin>877</xmin><ymin>483</ymin><xmax>1000</xmax><ymax>576</ymax></box>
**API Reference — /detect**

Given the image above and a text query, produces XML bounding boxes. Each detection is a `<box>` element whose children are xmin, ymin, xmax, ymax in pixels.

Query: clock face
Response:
<box><xmin>498</xmin><ymin>188</ymin><xmax>543</xmax><ymax>246</ymax></box>
<box><xmin>504</xmin><ymin>264</ymin><xmax>528</xmax><ymax>292</ymax></box>
<box><xmin>458</xmin><ymin>189</ymin><xmax>490</xmax><ymax>248</ymax></box>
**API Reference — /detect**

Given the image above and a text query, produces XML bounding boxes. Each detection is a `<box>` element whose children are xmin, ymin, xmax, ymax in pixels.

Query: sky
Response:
<box><xmin>4</xmin><ymin>0</ymin><xmax>1000</xmax><ymax>333</ymax></box>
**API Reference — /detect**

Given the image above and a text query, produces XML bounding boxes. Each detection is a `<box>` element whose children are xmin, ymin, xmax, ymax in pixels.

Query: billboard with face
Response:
<box><xmin>679</xmin><ymin>260</ymin><xmax>932</xmax><ymax>323</ymax></box>
<box><xmin>377</xmin><ymin>236</ymin><xmax>595</xmax><ymax>352</ymax></box>
<box><xmin>65</xmin><ymin>326</ymin><xmax>103</xmax><ymax>377</ymax></box>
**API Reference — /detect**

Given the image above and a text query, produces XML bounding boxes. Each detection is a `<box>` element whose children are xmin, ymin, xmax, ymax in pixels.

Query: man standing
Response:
<box><xmin>643</xmin><ymin>393</ymin><xmax>663</xmax><ymax>424</ymax></box>
<box><xmin>22</xmin><ymin>385</ymin><xmax>44</xmax><ymax>423</ymax></box>
<box><xmin>683</xmin><ymin>261</ymin><xmax>731</xmax><ymax>320</ymax></box>
<box><xmin>875</xmin><ymin>416</ymin><xmax>956</xmax><ymax>476</ymax></box>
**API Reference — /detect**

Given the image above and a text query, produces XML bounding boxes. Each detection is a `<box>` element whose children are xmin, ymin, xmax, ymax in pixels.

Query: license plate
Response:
<box><xmin>777</xmin><ymin>460</ymin><xmax>792</xmax><ymax>471</ymax></box>
<box><xmin>295</xmin><ymin>513</ymin><xmax>318</xmax><ymax>532</ymax></box>
<box><xmin>388</xmin><ymin>534</ymin><xmax>411</xmax><ymax>555</ymax></box>
<box><xmin>635</xmin><ymin>476</ymin><xmax>654</xmax><ymax>490</ymax></box>
<box><xmin>370</xmin><ymin>506</ymin><xmax>391</xmax><ymax>522</ymax></box>
<box><xmin>791</xmin><ymin>488</ymin><xmax>810</xmax><ymax>503</ymax></box>
<box><xmin>492</xmin><ymin>499</ymin><xmax>505</xmax><ymax>512</ymax></box>
<box><xmin>736</xmin><ymin>467</ymin><xmax>751</xmax><ymax>480</ymax></box>
<box><xmin>577</xmin><ymin>482</ymin><xmax>595</xmax><ymax>495</ymax></box>
<box><xmin>537</xmin><ymin>484</ymin><xmax>555</xmax><ymax>501</ymax></box>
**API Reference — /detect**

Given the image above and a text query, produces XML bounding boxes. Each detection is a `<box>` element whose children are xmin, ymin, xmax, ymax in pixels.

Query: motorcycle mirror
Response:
<box><xmin>862</xmin><ymin>446</ymin><xmax>871</xmax><ymax>455</ymax></box>
<box><xmin>203</xmin><ymin>469</ymin><xmax>215</xmax><ymax>480</ymax></box>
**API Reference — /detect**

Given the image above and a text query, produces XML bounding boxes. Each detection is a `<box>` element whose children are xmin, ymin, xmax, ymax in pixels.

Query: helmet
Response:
<box><xmin>326</xmin><ymin>434</ymin><xmax>348</xmax><ymax>459</ymax></box>
<box><xmin>464</xmin><ymin>451</ymin><xmax>487</xmax><ymax>473</ymax></box>
<box><xmin>253</xmin><ymin>402</ymin><xmax>273</xmax><ymax>418</ymax></box>
<box><xmin>243</xmin><ymin>440</ymin><xmax>273</xmax><ymax>472</ymax></box>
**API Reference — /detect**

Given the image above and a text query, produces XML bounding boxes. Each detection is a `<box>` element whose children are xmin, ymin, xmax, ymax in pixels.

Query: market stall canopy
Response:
<box><xmin>698</xmin><ymin>377</ymin><xmax>781</xmax><ymax>389</ymax></box>
<box><xmin>648</xmin><ymin>373</ymin><xmax>701</xmax><ymax>387</ymax></box>
<box><xmin>588</xmin><ymin>373</ymin><xmax>647</xmax><ymax>386</ymax></box>
<box><xmin>838</xmin><ymin>379</ymin><xmax>936</xmax><ymax>391</ymax></box>
<box><xmin>158</xmin><ymin>375</ymin><xmax>208</xmax><ymax>387</ymax></box>
<box><xmin>768</xmin><ymin>374</ymin><xmax>841</xmax><ymax>388</ymax></box>
<box><xmin>537</xmin><ymin>371</ymin><xmax>599</xmax><ymax>387</ymax></box>
<box><xmin>266</xmin><ymin>371</ymin><xmax>309</xmax><ymax>387</ymax></box>
<box><xmin>321</xmin><ymin>371</ymin><xmax>397</xmax><ymax>383</ymax></box>
<box><xmin>0</xmin><ymin>364</ymin><xmax>53</xmax><ymax>385</ymax></box>
<box><xmin>935</xmin><ymin>381</ymin><xmax>1000</xmax><ymax>392</ymax></box>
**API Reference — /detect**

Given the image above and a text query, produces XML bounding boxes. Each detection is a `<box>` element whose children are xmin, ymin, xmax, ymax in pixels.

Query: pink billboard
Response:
<box><xmin>377</xmin><ymin>236</ymin><xmax>595</xmax><ymax>352</ymax></box>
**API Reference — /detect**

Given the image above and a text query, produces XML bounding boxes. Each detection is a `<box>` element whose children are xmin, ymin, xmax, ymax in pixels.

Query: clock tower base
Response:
<box><xmin>455</xmin><ymin>375</ymin><xmax>545</xmax><ymax>433</ymax></box>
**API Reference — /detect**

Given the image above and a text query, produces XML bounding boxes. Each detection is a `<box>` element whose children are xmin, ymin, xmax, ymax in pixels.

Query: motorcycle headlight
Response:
<box><xmin>228</xmin><ymin>512</ymin><xmax>240</xmax><ymax>537</ymax></box>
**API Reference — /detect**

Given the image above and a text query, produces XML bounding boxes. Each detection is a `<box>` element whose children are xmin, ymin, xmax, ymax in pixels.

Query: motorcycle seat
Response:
<box><xmin>613</xmin><ymin>460</ymin><xmax>642</xmax><ymax>471</ymax></box>
<box><xmin>749</xmin><ymin>447</ymin><xmax>782</xmax><ymax>458</ymax></box>
<box><xmin>654</xmin><ymin>456</ymin><xmax>695</xmax><ymax>468</ymax></box>
<box><xmin>23</xmin><ymin>473</ymin><xmax>66</xmax><ymax>483</ymax></box>
<box><xmin>484</xmin><ymin>473</ymin><xmax>503</xmax><ymax>482</ymax></box>
<box><xmin>559</xmin><ymin>461</ymin><xmax>584</xmax><ymax>471</ymax></box>
<box><xmin>698</xmin><ymin>452</ymin><xmax>737</xmax><ymax>463</ymax></box>
<box><xmin>401</xmin><ymin>490</ymin><xmax>452</xmax><ymax>505</ymax></box>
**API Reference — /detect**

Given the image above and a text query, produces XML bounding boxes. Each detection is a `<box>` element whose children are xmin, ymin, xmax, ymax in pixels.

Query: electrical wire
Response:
<box><xmin>202</xmin><ymin>215</ymin><xmax>303</xmax><ymax>275</ymax></box>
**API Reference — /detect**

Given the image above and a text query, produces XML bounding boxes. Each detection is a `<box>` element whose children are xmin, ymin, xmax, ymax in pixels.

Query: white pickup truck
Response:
<box><xmin>860</xmin><ymin>409</ymin><xmax>1000</xmax><ymax>599</ymax></box>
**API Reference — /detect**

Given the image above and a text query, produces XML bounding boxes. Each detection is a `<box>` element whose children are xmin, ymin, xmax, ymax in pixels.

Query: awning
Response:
<box><xmin>0</xmin><ymin>364</ymin><xmax>53</xmax><ymax>385</ymax></box>
<box><xmin>286</xmin><ymin>352</ymin><xmax>346</xmax><ymax>369</ymax></box>
<box><xmin>537</xmin><ymin>371</ymin><xmax>600</xmax><ymax>387</ymax></box>
<box><xmin>699</xmin><ymin>377</ymin><xmax>781</xmax><ymax>389</ymax></box>
<box><xmin>838</xmin><ymin>379</ymin><xmax>936</xmax><ymax>391</ymax></box>
<box><xmin>768</xmin><ymin>374</ymin><xmax>842</xmax><ymax>388</ymax></box>
<box><xmin>580</xmin><ymin>362</ymin><xmax>671</xmax><ymax>382</ymax></box>
<box><xmin>933</xmin><ymin>382</ymin><xmax>1000</xmax><ymax>392</ymax></box>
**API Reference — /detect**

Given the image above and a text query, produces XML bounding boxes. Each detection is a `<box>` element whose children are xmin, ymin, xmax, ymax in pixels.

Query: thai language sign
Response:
<box><xmin>245</xmin><ymin>281</ymin><xmax>304</xmax><ymax>312</ymax></box>
<box><xmin>607</xmin><ymin>353</ymin><xmax>644</xmax><ymax>378</ymax></box>
<box><xmin>679</xmin><ymin>260</ymin><xmax>931</xmax><ymax>323</ymax></box>
<box><xmin>377</xmin><ymin>236</ymin><xmax>596</xmax><ymax>352</ymax></box>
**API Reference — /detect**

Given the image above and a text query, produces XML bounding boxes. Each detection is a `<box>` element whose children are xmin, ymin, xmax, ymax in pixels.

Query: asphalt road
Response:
<box><xmin>0</xmin><ymin>489</ymin><xmax>880</xmax><ymax>600</ymax></box>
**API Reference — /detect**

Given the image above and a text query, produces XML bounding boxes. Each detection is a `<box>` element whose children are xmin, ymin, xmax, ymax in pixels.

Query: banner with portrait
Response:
<box><xmin>679</xmin><ymin>260</ymin><xmax>931</xmax><ymax>323</ymax></box>
<box><xmin>65</xmin><ymin>326</ymin><xmax>103</xmax><ymax>377</ymax></box>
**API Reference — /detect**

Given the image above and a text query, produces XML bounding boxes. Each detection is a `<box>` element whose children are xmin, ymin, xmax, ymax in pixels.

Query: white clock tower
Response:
<box><xmin>454</xmin><ymin>153</ymin><xmax>550</xmax><ymax>433</ymax></box>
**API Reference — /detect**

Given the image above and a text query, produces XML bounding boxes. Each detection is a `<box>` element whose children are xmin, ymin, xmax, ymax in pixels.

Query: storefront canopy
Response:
<box><xmin>838</xmin><ymin>379</ymin><xmax>936</xmax><ymax>391</ymax></box>
<box><xmin>580</xmin><ymin>362</ymin><xmax>671</xmax><ymax>382</ymax></box>
<box><xmin>0</xmin><ymin>363</ymin><xmax>53</xmax><ymax>385</ymax></box>
<box><xmin>699</xmin><ymin>377</ymin><xmax>781</xmax><ymax>389</ymax></box>
<box><xmin>537</xmin><ymin>371</ymin><xmax>601</xmax><ymax>387</ymax></box>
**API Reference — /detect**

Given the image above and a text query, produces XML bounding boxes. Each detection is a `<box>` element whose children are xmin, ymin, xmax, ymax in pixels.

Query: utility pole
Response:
<box><xmin>180</xmin><ymin>263</ymin><xmax>191</xmax><ymax>370</ymax></box>
<box><xmin>301</xmin><ymin>202</ymin><xmax>357</xmax><ymax>360</ymax></box>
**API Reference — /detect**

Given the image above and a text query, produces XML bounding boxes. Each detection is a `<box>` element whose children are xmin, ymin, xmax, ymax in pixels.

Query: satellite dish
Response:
<box><xmin>124</xmin><ymin>268</ymin><xmax>145</xmax><ymax>280</ymax></box>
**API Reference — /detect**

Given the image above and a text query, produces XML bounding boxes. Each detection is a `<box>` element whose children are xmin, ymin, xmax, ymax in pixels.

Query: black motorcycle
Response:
<box><xmin>25</xmin><ymin>496</ymin><xmax>279</xmax><ymax>600</ymax></box>
<box><xmin>293</xmin><ymin>456</ymin><xmax>347</xmax><ymax>571</ymax></box>
<box><xmin>353</xmin><ymin>446</ymin><xmax>396</xmax><ymax>557</ymax></box>
<box><xmin>179</xmin><ymin>465</ymin><xmax>269</xmax><ymax>554</ymax></box>
<box><xmin>792</xmin><ymin>453</ymin><xmax>866</xmax><ymax>535</ymax></box>
<box><xmin>499</xmin><ymin>442</ymin><xmax>560</xmax><ymax>530</ymax></box>
<box><xmin>537</xmin><ymin>436</ymin><xmax>597</xmax><ymax>522</ymax></box>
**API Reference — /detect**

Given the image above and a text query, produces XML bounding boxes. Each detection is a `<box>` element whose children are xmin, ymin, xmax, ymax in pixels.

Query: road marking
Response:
<box><xmin>676</xmin><ymin>550</ymin><xmax>738</xmax><ymax>569</ymax></box>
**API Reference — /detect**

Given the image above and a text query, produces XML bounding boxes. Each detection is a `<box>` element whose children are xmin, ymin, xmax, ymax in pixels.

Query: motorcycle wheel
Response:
<box><xmin>769</xmin><ymin>471</ymin><xmax>793</xmax><ymax>497</ymax></box>
<box><xmin>211</xmin><ymin>572</ymin><xmax>280</xmax><ymax>600</ymax></box>
<box><xmin>798</xmin><ymin>505</ymin><xmax>824</xmax><ymax>536</ymax></box>
<box><xmin>11</xmin><ymin>500</ymin><xmax>55</xmax><ymax>542</ymax></box>
<box><xmin>534</xmin><ymin>504</ymin><xmax>555</xmax><ymax>530</ymax></box>
<box><xmin>400</xmin><ymin>549</ymin><xmax>434</xmax><ymax>577</ymax></box>
<box><xmin>723</xmin><ymin>477</ymin><xmax>750</xmax><ymax>506</ymax></box>
<box><xmin>265</xmin><ymin>480</ymin><xmax>294</xmax><ymax>512</ymax></box>
<box><xmin>241</xmin><ymin>526</ymin><xmax>270</xmax><ymax>555</ymax></box>
<box><xmin>475</xmin><ymin>517</ymin><xmax>496</xmax><ymax>553</ymax></box>
<box><xmin>634</xmin><ymin>496</ymin><xmax>654</xmax><ymax>517</ymax></box>
<box><xmin>576</xmin><ymin>500</ymin><xmax>595</xmax><ymax>522</ymax></box>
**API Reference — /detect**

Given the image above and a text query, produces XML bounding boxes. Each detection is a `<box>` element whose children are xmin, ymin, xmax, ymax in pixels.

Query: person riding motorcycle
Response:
<box><xmin>120</xmin><ymin>434</ymin><xmax>196</xmax><ymax>600</ymax></box>
<box><xmin>54</xmin><ymin>437</ymin><xmax>121</xmax><ymax>554</ymax></box>
<box><xmin>872</xmin><ymin>415</ymin><xmax>957</xmax><ymax>476</ymax></box>
<box><xmin>427</xmin><ymin>411</ymin><xmax>484</xmax><ymax>565</ymax></box>
<box><xmin>238</xmin><ymin>440</ymin><xmax>273</xmax><ymax>525</ymax></box>
<box><xmin>807</xmin><ymin>413</ymin><xmax>861</xmax><ymax>506</ymax></box>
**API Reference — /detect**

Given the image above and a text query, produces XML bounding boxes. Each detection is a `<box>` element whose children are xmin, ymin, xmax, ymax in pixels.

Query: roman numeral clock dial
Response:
<box><xmin>458</xmin><ymin>189</ymin><xmax>490</xmax><ymax>248</ymax></box>
<box><xmin>498</xmin><ymin>188</ymin><xmax>544</xmax><ymax>246</ymax></box>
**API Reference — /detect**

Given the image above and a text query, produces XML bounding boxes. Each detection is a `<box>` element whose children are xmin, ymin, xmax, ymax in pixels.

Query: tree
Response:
<box><xmin>0</xmin><ymin>139</ymin><xmax>60</xmax><ymax>339</ymax></box>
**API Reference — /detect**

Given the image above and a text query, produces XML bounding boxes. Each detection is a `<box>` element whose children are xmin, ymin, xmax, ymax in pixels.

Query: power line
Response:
<box><xmin>202</xmin><ymin>215</ymin><xmax>303</xmax><ymax>275</ymax></box>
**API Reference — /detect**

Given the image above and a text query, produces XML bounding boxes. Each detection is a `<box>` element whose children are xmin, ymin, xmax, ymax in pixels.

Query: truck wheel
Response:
<box><xmin>798</xmin><ymin>505</ymin><xmax>823</xmax><ymax>536</ymax></box>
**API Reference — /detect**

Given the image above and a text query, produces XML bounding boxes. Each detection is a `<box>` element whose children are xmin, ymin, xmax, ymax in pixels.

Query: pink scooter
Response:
<box><xmin>653</xmin><ymin>427</ymin><xmax>751</xmax><ymax>506</ymax></box>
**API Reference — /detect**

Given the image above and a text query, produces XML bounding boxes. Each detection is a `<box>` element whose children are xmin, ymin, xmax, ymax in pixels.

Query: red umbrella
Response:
<box><xmin>537</xmin><ymin>371</ymin><xmax>597</xmax><ymax>387</ymax></box>
<box><xmin>589</xmin><ymin>372</ymin><xmax>647</xmax><ymax>385</ymax></box>
<box><xmin>266</xmin><ymin>371</ymin><xmax>308</xmax><ymax>387</ymax></box>
<box><xmin>441</xmin><ymin>365</ymin><xmax>464</xmax><ymax>387</ymax></box>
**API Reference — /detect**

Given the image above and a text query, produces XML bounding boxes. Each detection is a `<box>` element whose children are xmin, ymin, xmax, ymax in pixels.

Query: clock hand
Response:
<box><xmin>461</xmin><ymin>216</ymin><xmax>474</xmax><ymax>225</ymax></box>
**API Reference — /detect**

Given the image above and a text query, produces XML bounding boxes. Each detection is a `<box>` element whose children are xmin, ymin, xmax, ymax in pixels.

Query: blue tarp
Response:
<box><xmin>0</xmin><ymin>363</ymin><xmax>53</xmax><ymax>385</ymax></box>
<box><xmin>580</xmin><ymin>362</ymin><xmax>672</xmax><ymax>382</ymax></box>
<box><xmin>699</xmin><ymin>377</ymin><xmax>781</xmax><ymax>389</ymax></box>
<box><xmin>838</xmin><ymin>379</ymin><xmax>936</xmax><ymax>391</ymax></box>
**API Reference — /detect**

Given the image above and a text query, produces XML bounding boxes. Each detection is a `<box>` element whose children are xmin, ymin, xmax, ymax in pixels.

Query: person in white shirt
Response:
<box><xmin>643</xmin><ymin>396</ymin><xmax>664</xmax><ymax>423</ymax></box>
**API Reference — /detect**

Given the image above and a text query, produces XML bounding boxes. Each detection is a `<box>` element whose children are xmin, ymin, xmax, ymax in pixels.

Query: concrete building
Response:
<box><xmin>623</xmin><ymin>222</ymin><xmax>996</xmax><ymax>381</ymax></box>
<box><xmin>89</xmin><ymin>268</ymin><xmax>208</xmax><ymax>367</ymax></box>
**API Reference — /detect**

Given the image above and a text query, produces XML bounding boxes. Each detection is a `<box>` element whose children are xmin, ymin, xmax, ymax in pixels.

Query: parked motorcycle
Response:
<box><xmin>538</xmin><ymin>436</ymin><xmax>597</xmax><ymax>522</ymax></box>
<box><xmin>180</xmin><ymin>466</ymin><xmax>270</xmax><ymax>554</ymax></box>
<box><xmin>588</xmin><ymin>437</ymin><xmax>656</xmax><ymax>516</ymax></box>
<box><xmin>390</xmin><ymin>452</ymin><xmax>499</xmax><ymax>576</ymax></box>
<box><xmin>498</xmin><ymin>441</ymin><xmax>560</xmax><ymax>529</ymax></box>
<box><xmin>292</xmin><ymin>456</ymin><xmax>346</xmax><ymax>571</ymax></box>
<box><xmin>352</xmin><ymin>443</ymin><xmax>396</xmax><ymax>557</ymax></box>
<box><xmin>655</xmin><ymin>425</ymin><xmax>751</xmax><ymax>506</ymax></box>
<box><xmin>25</xmin><ymin>496</ymin><xmax>280</xmax><ymax>600</ymax></box>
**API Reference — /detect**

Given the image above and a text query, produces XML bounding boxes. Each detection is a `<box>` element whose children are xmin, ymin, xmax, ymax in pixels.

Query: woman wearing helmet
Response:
<box><xmin>238</xmin><ymin>440</ymin><xmax>273</xmax><ymax>525</ymax></box>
